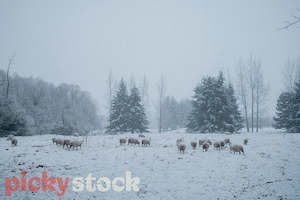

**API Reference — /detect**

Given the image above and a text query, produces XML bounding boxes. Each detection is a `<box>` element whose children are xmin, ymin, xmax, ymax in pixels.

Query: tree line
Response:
<box><xmin>3</xmin><ymin>55</ymin><xmax>299</xmax><ymax>136</ymax></box>
<box><xmin>0</xmin><ymin>67</ymin><xmax>102</xmax><ymax>137</ymax></box>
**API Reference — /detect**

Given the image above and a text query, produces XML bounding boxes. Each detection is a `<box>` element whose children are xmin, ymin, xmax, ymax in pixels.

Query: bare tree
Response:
<box><xmin>107</xmin><ymin>69</ymin><xmax>114</xmax><ymax>130</ymax></box>
<box><xmin>238</xmin><ymin>56</ymin><xmax>268</xmax><ymax>133</ymax></box>
<box><xmin>236</xmin><ymin>60</ymin><xmax>250</xmax><ymax>132</ymax></box>
<box><xmin>141</xmin><ymin>75</ymin><xmax>149</xmax><ymax>106</ymax></box>
<box><xmin>140</xmin><ymin>75</ymin><xmax>150</xmax><ymax>117</ymax></box>
<box><xmin>157</xmin><ymin>75</ymin><xmax>166</xmax><ymax>133</ymax></box>
<box><xmin>254</xmin><ymin>61</ymin><xmax>268</xmax><ymax>132</ymax></box>
<box><xmin>247</xmin><ymin>56</ymin><xmax>258</xmax><ymax>133</ymax></box>
<box><xmin>282</xmin><ymin>58</ymin><xmax>300</xmax><ymax>92</ymax></box>
<box><xmin>5</xmin><ymin>54</ymin><xmax>16</xmax><ymax>98</ymax></box>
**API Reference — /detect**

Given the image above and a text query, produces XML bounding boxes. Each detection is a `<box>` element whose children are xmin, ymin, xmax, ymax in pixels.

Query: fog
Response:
<box><xmin>0</xmin><ymin>0</ymin><xmax>299</xmax><ymax>116</ymax></box>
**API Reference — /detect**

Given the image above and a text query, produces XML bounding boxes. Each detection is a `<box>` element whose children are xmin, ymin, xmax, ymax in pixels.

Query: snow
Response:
<box><xmin>1</xmin><ymin>131</ymin><xmax>300</xmax><ymax>200</ymax></box>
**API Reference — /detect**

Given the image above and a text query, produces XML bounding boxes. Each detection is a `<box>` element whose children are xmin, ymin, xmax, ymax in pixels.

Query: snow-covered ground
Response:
<box><xmin>1</xmin><ymin>131</ymin><xmax>300</xmax><ymax>200</ymax></box>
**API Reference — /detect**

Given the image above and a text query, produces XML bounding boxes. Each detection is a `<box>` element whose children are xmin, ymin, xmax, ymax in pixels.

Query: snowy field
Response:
<box><xmin>1</xmin><ymin>130</ymin><xmax>300</xmax><ymax>200</ymax></box>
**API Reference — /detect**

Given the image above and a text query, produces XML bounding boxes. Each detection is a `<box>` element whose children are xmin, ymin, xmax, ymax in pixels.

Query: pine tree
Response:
<box><xmin>292</xmin><ymin>80</ymin><xmax>300</xmax><ymax>132</ymax></box>
<box><xmin>273</xmin><ymin>92</ymin><xmax>295</xmax><ymax>131</ymax></box>
<box><xmin>106</xmin><ymin>79</ymin><xmax>130</xmax><ymax>133</ymax></box>
<box><xmin>225</xmin><ymin>84</ymin><xmax>244</xmax><ymax>132</ymax></box>
<box><xmin>186</xmin><ymin>72</ymin><xmax>243</xmax><ymax>133</ymax></box>
<box><xmin>127</xmin><ymin>87</ymin><xmax>149</xmax><ymax>133</ymax></box>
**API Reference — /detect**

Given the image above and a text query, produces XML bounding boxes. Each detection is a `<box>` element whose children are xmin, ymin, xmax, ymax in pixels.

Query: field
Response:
<box><xmin>1</xmin><ymin>130</ymin><xmax>300</xmax><ymax>200</ymax></box>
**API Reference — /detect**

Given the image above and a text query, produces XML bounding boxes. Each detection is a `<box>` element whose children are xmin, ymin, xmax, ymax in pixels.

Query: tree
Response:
<box><xmin>273</xmin><ymin>92</ymin><xmax>295</xmax><ymax>131</ymax></box>
<box><xmin>127</xmin><ymin>86</ymin><xmax>149</xmax><ymax>133</ymax></box>
<box><xmin>187</xmin><ymin>72</ymin><xmax>243</xmax><ymax>133</ymax></box>
<box><xmin>292</xmin><ymin>80</ymin><xmax>300</xmax><ymax>132</ymax></box>
<box><xmin>5</xmin><ymin>54</ymin><xmax>15</xmax><ymax>99</ymax></box>
<box><xmin>247</xmin><ymin>57</ymin><xmax>256</xmax><ymax>133</ymax></box>
<box><xmin>107</xmin><ymin>69</ymin><xmax>114</xmax><ymax>130</ymax></box>
<box><xmin>106</xmin><ymin>79</ymin><xmax>130</xmax><ymax>133</ymax></box>
<box><xmin>254</xmin><ymin>63</ymin><xmax>268</xmax><ymax>132</ymax></box>
<box><xmin>0</xmin><ymin>69</ymin><xmax>102</xmax><ymax>135</ymax></box>
<box><xmin>0</xmin><ymin>97</ymin><xmax>27</xmax><ymax>137</ymax></box>
<box><xmin>225</xmin><ymin>84</ymin><xmax>244</xmax><ymax>132</ymax></box>
<box><xmin>236</xmin><ymin>56</ymin><xmax>268</xmax><ymax>132</ymax></box>
<box><xmin>140</xmin><ymin>75</ymin><xmax>149</xmax><ymax>111</ymax></box>
<box><xmin>236</xmin><ymin>59</ymin><xmax>250</xmax><ymax>132</ymax></box>
<box><xmin>157</xmin><ymin>75</ymin><xmax>166</xmax><ymax>133</ymax></box>
<box><xmin>282</xmin><ymin>58</ymin><xmax>300</xmax><ymax>92</ymax></box>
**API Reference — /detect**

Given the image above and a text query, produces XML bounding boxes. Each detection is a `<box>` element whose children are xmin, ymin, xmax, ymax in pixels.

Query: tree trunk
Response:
<box><xmin>243</xmin><ymin>97</ymin><xmax>249</xmax><ymax>132</ymax></box>
<box><xmin>251</xmin><ymin>87</ymin><xmax>254</xmax><ymax>133</ymax></box>
<box><xmin>256</xmin><ymin>86</ymin><xmax>259</xmax><ymax>132</ymax></box>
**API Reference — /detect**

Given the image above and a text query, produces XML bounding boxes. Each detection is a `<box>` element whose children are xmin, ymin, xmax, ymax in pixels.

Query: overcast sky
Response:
<box><xmin>0</xmin><ymin>0</ymin><xmax>299</xmax><ymax>115</ymax></box>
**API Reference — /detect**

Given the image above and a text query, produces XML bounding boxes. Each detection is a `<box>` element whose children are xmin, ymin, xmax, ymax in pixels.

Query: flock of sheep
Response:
<box><xmin>52</xmin><ymin>138</ymin><xmax>84</xmax><ymax>150</ymax></box>
<box><xmin>6</xmin><ymin>135</ymin><xmax>17</xmax><ymax>146</ymax></box>
<box><xmin>5</xmin><ymin>133</ymin><xmax>247</xmax><ymax>156</ymax></box>
<box><xmin>117</xmin><ymin>134</ymin><xmax>247</xmax><ymax>156</ymax></box>
<box><xmin>176</xmin><ymin>137</ymin><xmax>248</xmax><ymax>154</ymax></box>
<box><xmin>119</xmin><ymin>134</ymin><xmax>151</xmax><ymax>147</ymax></box>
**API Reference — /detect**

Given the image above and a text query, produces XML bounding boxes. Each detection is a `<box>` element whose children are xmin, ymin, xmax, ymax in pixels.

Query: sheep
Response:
<box><xmin>142</xmin><ymin>139</ymin><xmax>150</xmax><ymax>147</ymax></box>
<box><xmin>244</xmin><ymin>139</ymin><xmax>248</xmax><ymax>145</ymax></box>
<box><xmin>176</xmin><ymin>138</ymin><xmax>184</xmax><ymax>147</ymax></box>
<box><xmin>138</xmin><ymin>134</ymin><xmax>145</xmax><ymax>138</ymax></box>
<box><xmin>128</xmin><ymin>138</ymin><xmax>135</xmax><ymax>145</ymax></box>
<box><xmin>178</xmin><ymin>144</ymin><xmax>186</xmax><ymax>153</ymax></box>
<box><xmin>11</xmin><ymin>138</ymin><xmax>18</xmax><ymax>146</ymax></box>
<box><xmin>55</xmin><ymin>139</ymin><xmax>64</xmax><ymax>146</ymax></box>
<box><xmin>213</xmin><ymin>142</ymin><xmax>221</xmax><ymax>150</ymax></box>
<box><xmin>224</xmin><ymin>138</ymin><xmax>231</xmax><ymax>145</ymax></box>
<box><xmin>220</xmin><ymin>141</ymin><xmax>225</xmax><ymax>149</ymax></box>
<box><xmin>120</xmin><ymin>138</ymin><xmax>127</xmax><ymax>145</ymax></box>
<box><xmin>7</xmin><ymin>135</ymin><xmax>14</xmax><ymax>141</ymax></box>
<box><xmin>63</xmin><ymin>139</ymin><xmax>71</xmax><ymax>149</ymax></box>
<box><xmin>191</xmin><ymin>142</ymin><xmax>197</xmax><ymax>149</ymax></box>
<box><xmin>199</xmin><ymin>140</ymin><xmax>205</xmax><ymax>146</ymax></box>
<box><xmin>202</xmin><ymin>143</ymin><xmax>209</xmax><ymax>152</ymax></box>
<box><xmin>70</xmin><ymin>140</ymin><xmax>84</xmax><ymax>150</ymax></box>
<box><xmin>229</xmin><ymin>144</ymin><xmax>244</xmax><ymax>154</ymax></box>
<box><xmin>133</xmin><ymin>139</ymin><xmax>140</xmax><ymax>146</ymax></box>
<box><xmin>52</xmin><ymin>138</ymin><xmax>57</xmax><ymax>144</ymax></box>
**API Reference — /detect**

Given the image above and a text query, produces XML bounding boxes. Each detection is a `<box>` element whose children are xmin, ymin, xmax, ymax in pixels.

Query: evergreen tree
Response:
<box><xmin>106</xmin><ymin>79</ymin><xmax>130</xmax><ymax>133</ymax></box>
<box><xmin>186</xmin><ymin>72</ymin><xmax>243</xmax><ymax>133</ymax></box>
<box><xmin>292</xmin><ymin>80</ymin><xmax>300</xmax><ymax>132</ymax></box>
<box><xmin>273</xmin><ymin>92</ymin><xmax>295</xmax><ymax>131</ymax></box>
<box><xmin>127</xmin><ymin>86</ymin><xmax>149</xmax><ymax>133</ymax></box>
<box><xmin>225</xmin><ymin>84</ymin><xmax>244</xmax><ymax>132</ymax></box>
<box><xmin>0</xmin><ymin>97</ymin><xmax>27</xmax><ymax>136</ymax></box>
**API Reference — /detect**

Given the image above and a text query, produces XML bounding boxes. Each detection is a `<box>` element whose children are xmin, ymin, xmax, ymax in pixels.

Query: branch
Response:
<box><xmin>5</xmin><ymin>53</ymin><xmax>16</xmax><ymax>98</ymax></box>
<box><xmin>278</xmin><ymin>9</ymin><xmax>300</xmax><ymax>30</ymax></box>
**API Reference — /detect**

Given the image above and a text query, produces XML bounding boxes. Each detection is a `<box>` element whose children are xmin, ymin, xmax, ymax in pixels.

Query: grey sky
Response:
<box><xmin>0</xmin><ymin>0</ymin><xmax>299</xmax><ymax>115</ymax></box>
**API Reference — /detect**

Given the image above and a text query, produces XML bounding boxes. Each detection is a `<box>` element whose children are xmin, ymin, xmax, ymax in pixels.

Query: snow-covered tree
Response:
<box><xmin>128</xmin><ymin>86</ymin><xmax>149</xmax><ymax>133</ymax></box>
<box><xmin>106</xmin><ymin>79</ymin><xmax>149</xmax><ymax>134</ymax></box>
<box><xmin>0</xmin><ymin>97</ymin><xmax>27</xmax><ymax>136</ymax></box>
<box><xmin>186</xmin><ymin>72</ymin><xmax>243</xmax><ymax>133</ymax></box>
<box><xmin>274</xmin><ymin>79</ymin><xmax>300</xmax><ymax>132</ymax></box>
<box><xmin>225</xmin><ymin>84</ymin><xmax>244</xmax><ymax>132</ymax></box>
<box><xmin>293</xmin><ymin>80</ymin><xmax>300</xmax><ymax>132</ymax></box>
<box><xmin>273</xmin><ymin>92</ymin><xmax>295</xmax><ymax>131</ymax></box>
<box><xmin>0</xmin><ymin>69</ymin><xmax>102</xmax><ymax>136</ymax></box>
<box><xmin>106</xmin><ymin>79</ymin><xmax>130</xmax><ymax>133</ymax></box>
